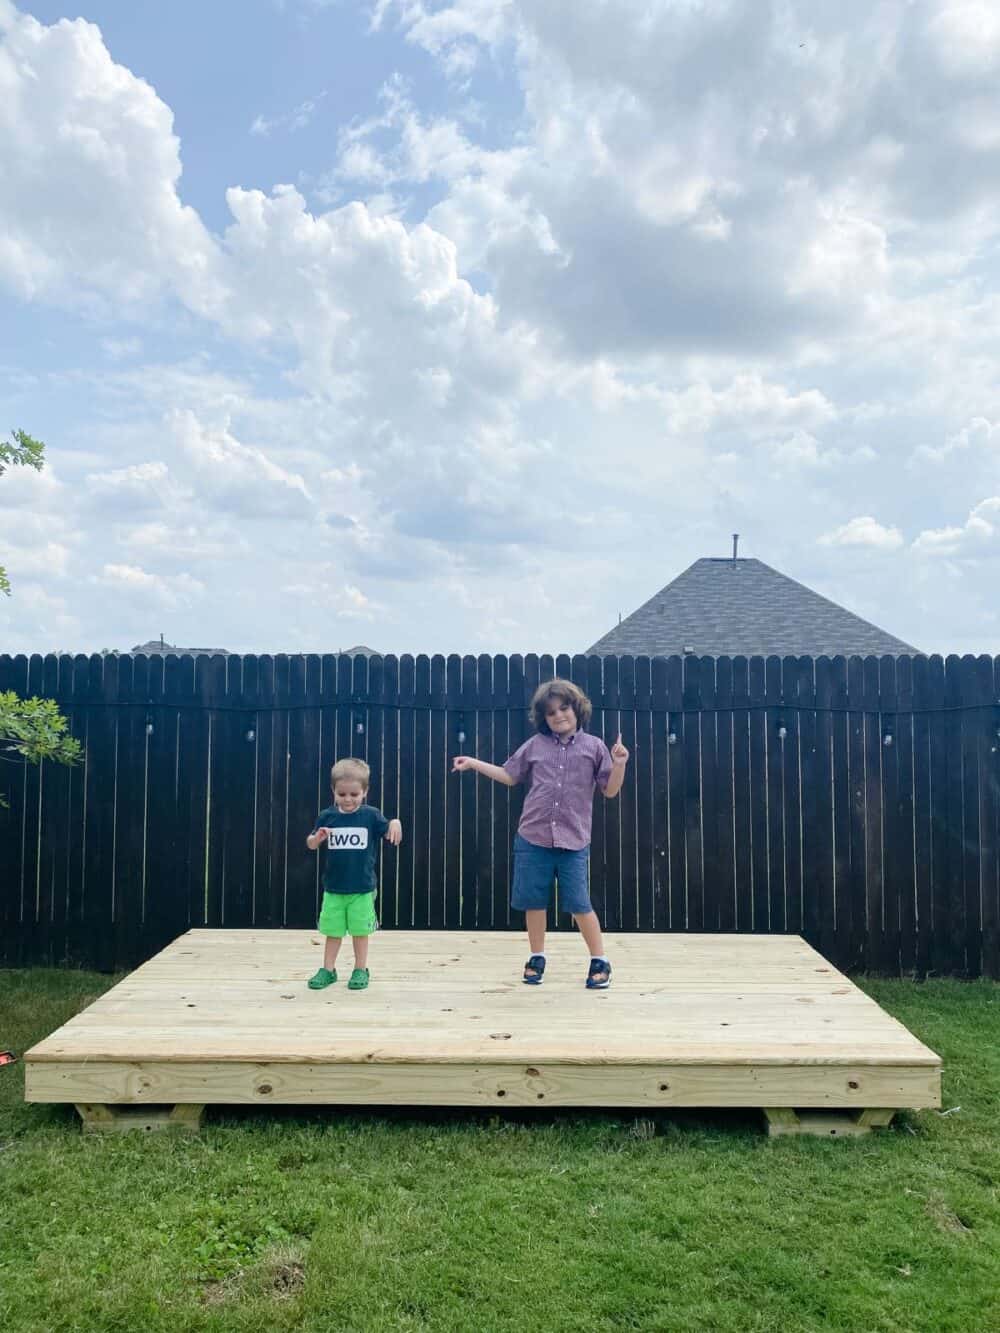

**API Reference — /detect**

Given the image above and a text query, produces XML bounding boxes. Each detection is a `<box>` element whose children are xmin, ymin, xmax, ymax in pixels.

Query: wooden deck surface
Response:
<box><xmin>25</xmin><ymin>930</ymin><xmax>942</xmax><ymax>1113</ymax></box>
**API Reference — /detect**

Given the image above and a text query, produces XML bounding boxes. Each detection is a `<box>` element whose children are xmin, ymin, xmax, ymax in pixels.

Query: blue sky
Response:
<box><xmin>20</xmin><ymin>2</ymin><xmax>414</xmax><ymax>227</ymax></box>
<box><xmin>3</xmin><ymin>1</ymin><xmax>1000</xmax><ymax>654</ymax></box>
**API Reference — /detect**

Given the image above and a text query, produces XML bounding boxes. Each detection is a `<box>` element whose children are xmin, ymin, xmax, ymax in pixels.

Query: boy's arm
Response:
<box><xmin>601</xmin><ymin>734</ymin><xmax>629</xmax><ymax>799</ymax></box>
<box><xmin>370</xmin><ymin>807</ymin><xmax>402</xmax><ymax>845</ymax></box>
<box><xmin>451</xmin><ymin>755</ymin><xmax>517</xmax><ymax>786</ymax></box>
<box><xmin>306</xmin><ymin>827</ymin><xmax>329</xmax><ymax>850</ymax></box>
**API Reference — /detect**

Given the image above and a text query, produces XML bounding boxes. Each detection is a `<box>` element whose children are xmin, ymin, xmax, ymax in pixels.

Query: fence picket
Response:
<box><xmin>381</xmin><ymin>655</ymin><xmax>400</xmax><ymax>929</ymax></box>
<box><xmin>880</xmin><ymin>656</ymin><xmax>900</xmax><ymax>975</ymax></box>
<box><xmin>944</xmin><ymin>655</ymin><xmax>966</xmax><ymax>975</ymax></box>
<box><xmin>927</xmin><ymin>656</ymin><xmax>949</xmax><ymax>976</ymax></box>
<box><xmin>491</xmin><ymin>655</ymin><xmax>511</xmax><ymax>928</ymax></box>
<box><xmin>731</xmin><ymin>657</ymin><xmax>751</xmax><ymax>933</ymax></box>
<box><xmin>749</xmin><ymin>656</ymin><xmax>768</xmax><ymax>931</ymax></box>
<box><xmin>634</xmin><ymin>656</ymin><xmax>654</xmax><ymax>932</ymax></box>
<box><xmin>783</xmin><ymin>656</ymin><xmax>805</xmax><ymax>938</ymax></box>
<box><xmin>397</xmin><ymin>655</ymin><xmax>417</xmax><ymax>927</ymax></box>
<box><xmin>812</xmin><ymin>656</ymin><xmax>834</xmax><ymax>959</ymax></box>
<box><xmin>65</xmin><ymin>654</ymin><xmax>91</xmax><ymax>962</ymax></box>
<box><xmin>221</xmin><ymin>654</ymin><xmax>256</xmax><ymax>929</ymax></box>
<box><xmin>830</xmin><ymin>657</ymin><xmax>851</xmax><ymax>968</ymax></box>
<box><xmin>476</xmin><ymin>654</ymin><xmax>494</xmax><ymax>929</ymax></box>
<box><xmin>683</xmin><ymin>655</ymin><xmax>704</xmax><ymax>932</ymax></box>
<box><xmin>896</xmin><ymin>656</ymin><xmax>916</xmax><ymax>975</ymax></box>
<box><xmin>426</xmin><ymin>655</ymin><xmax>445</xmax><ymax>929</ymax></box>
<box><xmin>666</xmin><ymin>654</ymin><xmax>686</xmax><ymax>930</ymax></box>
<box><xmin>714</xmin><ymin>657</ymin><xmax>735</xmax><ymax>933</ymax></box>
<box><xmin>961</xmin><ymin>655</ymin><xmax>982</xmax><ymax>979</ymax></box>
<box><xmin>651</xmin><ymin>656</ymin><xmax>669</xmax><ymax>932</ymax></box>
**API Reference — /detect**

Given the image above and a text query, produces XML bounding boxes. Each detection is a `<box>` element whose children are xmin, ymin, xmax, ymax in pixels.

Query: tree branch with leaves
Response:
<box><xmin>1</xmin><ymin>429</ymin><xmax>83</xmax><ymax>806</ymax></box>
<box><xmin>1</xmin><ymin>429</ymin><xmax>46</xmax><ymax>596</ymax></box>
<box><xmin>1</xmin><ymin>692</ymin><xmax>83</xmax><ymax>765</ymax></box>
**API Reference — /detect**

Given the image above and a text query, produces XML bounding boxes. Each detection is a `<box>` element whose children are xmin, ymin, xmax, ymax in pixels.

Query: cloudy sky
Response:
<box><xmin>2</xmin><ymin>0</ymin><xmax>1000</xmax><ymax>656</ymax></box>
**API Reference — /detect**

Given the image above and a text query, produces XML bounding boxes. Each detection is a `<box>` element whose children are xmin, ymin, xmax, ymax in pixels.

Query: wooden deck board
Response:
<box><xmin>24</xmin><ymin>930</ymin><xmax>941</xmax><ymax>1111</ymax></box>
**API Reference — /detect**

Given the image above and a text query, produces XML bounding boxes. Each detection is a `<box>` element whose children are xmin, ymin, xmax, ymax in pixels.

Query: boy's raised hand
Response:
<box><xmin>452</xmin><ymin>755</ymin><xmax>476</xmax><ymax>773</ymax></box>
<box><xmin>611</xmin><ymin>733</ymin><xmax>630</xmax><ymax>764</ymax></box>
<box><xmin>385</xmin><ymin>819</ymin><xmax>403</xmax><ymax>846</ymax></box>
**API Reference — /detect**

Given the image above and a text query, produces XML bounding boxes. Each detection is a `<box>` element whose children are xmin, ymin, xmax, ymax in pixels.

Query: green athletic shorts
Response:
<box><xmin>317</xmin><ymin>890</ymin><xmax>378</xmax><ymax>938</ymax></box>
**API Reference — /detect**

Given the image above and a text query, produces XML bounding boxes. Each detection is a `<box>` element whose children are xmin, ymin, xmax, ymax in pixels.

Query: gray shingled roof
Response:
<box><xmin>587</xmin><ymin>558</ymin><xmax>921</xmax><ymax>657</ymax></box>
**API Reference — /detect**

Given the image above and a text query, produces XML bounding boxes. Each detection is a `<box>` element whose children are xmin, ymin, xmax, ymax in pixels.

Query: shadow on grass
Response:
<box><xmin>208</xmin><ymin>1101</ymin><xmax>783</xmax><ymax>1139</ymax></box>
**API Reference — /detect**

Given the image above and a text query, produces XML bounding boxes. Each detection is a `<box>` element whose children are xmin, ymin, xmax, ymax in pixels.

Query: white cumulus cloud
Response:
<box><xmin>0</xmin><ymin>3</ymin><xmax>224</xmax><ymax>317</ymax></box>
<box><xmin>170</xmin><ymin>410</ymin><xmax>313</xmax><ymax>520</ymax></box>
<box><xmin>913</xmin><ymin>497</ymin><xmax>1000</xmax><ymax>556</ymax></box>
<box><xmin>96</xmin><ymin>562</ymin><xmax>205</xmax><ymax>606</ymax></box>
<box><xmin>819</xmin><ymin>516</ymin><xmax>905</xmax><ymax>550</ymax></box>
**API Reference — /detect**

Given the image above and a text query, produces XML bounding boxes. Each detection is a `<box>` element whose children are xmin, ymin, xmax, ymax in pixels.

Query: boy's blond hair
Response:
<box><xmin>330</xmin><ymin>757</ymin><xmax>370</xmax><ymax>789</ymax></box>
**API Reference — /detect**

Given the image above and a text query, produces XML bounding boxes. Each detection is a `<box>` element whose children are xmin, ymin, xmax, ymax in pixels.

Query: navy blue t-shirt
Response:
<box><xmin>313</xmin><ymin>804</ymin><xmax>389</xmax><ymax>895</ymax></box>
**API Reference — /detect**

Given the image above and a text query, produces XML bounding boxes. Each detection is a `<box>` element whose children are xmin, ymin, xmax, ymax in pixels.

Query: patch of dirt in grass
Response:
<box><xmin>924</xmin><ymin>1194</ymin><xmax>974</xmax><ymax>1234</ymax></box>
<box><xmin>201</xmin><ymin>1275</ymin><xmax>242</xmax><ymax>1307</ymax></box>
<box><xmin>267</xmin><ymin>1257</ymin><xmax>306</xmax><ymax>1297</ymax></box>
<box><xmin>201</xmin><ymin>1244</ymin><xmax>308</xmax><ymax>1306</ymax></box>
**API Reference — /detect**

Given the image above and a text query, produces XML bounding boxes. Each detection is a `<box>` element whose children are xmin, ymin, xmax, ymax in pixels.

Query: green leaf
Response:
<box><xmin>0</xmin><ymin>428</ymin><xmax>45</xmax><ymax>475</ymax></box>
<box><xmin>0</xmin><ymin>690</ymin><xmax>82</xmax><ymax>807</ymax></box>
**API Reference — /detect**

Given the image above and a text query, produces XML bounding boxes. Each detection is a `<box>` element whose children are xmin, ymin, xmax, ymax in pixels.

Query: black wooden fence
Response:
<box><xmin>2</xmin><ymin>651</ymin><xmax>999</xmax><ymax>977</ymax></box>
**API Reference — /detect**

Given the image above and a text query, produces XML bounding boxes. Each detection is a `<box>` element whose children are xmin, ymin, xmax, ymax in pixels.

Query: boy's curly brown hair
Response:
<box><xmin>529</xmin><ymin>678</ymin><xmax>593</xmax><ymax>735</ymax></box>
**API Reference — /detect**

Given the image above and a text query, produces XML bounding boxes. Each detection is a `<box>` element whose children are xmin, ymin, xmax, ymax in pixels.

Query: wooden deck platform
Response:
<box><xmin>24</xmin><ymin>931</ymin><xmax>942</xmax><ymax>1136</ymax></box>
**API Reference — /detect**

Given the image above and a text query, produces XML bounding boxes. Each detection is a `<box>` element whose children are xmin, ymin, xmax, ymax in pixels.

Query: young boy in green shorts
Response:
<box><xmin>306</xmin><ymin>757</ymin><xmax>402</xmax><ymax>991</ymax></box>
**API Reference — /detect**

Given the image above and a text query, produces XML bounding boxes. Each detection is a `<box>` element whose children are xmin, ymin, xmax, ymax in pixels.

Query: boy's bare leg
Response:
<box><xmin>525</xmin><ymin>908</ymin><xmax>547</xmax><ymax>955</ymax></box>
<box><xmin>323</xmin><ymin>937</ymin><xmax>343</xmax><ymax>971</ymax></box>
<box><xmin>352</xmin><ymin>935</ymin><xmax>369</xmax><ymax>969</ymax></box>
<box><xmin>573</xmin><ymin>910</ymin><xmax>605</xmax><ymax>957</ymax></box>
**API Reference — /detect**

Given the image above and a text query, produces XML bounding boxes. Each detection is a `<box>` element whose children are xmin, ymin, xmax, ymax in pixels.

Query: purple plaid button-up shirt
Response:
<box><xmin>503</xmin><ymin>730</ymin><xmax>613</xmax><ymax>850</ymax></box>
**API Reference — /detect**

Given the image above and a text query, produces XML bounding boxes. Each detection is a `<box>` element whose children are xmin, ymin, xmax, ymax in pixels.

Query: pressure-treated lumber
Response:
<box><xmin>25</xmin><ymin>930</ymin><xmax>942</xmax><ymax>1130</ymax></box>
<box><xmin>762</xmin><ymin>1106</ymin><xmax>897</xmax><ymax>1138</ymax></box>
<box><xmin>74</xmin><ymin>1102</ymin><xmax>204</xmax><ymax>1135</ymax></box>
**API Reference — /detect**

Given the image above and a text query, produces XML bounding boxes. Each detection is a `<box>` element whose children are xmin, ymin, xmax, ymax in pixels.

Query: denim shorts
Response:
<box><xmin>511</xmin><ymin>833</ymin><xmax>593</xmax><ymax>915</ymax></box>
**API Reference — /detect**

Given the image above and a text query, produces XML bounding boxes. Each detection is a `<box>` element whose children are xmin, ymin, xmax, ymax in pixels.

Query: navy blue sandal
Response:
<box><xmin>586</xmin><ymin>958</ymin><xmax>612</xmax><ymax>990</ymax></box>
<box><xmin>523</xmin><ymin>954</ymin><xmax>546</xmax><ymax>985</ymax></box>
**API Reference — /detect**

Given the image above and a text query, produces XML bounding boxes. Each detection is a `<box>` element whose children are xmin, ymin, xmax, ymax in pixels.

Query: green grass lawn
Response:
<box><xmin>1</xmin><ymin>969</ymin><xmax>998</xmax><ymax>1333</ymax></box>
